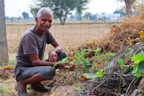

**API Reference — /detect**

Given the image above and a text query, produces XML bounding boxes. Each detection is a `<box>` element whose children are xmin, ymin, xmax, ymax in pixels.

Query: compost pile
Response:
<box><xmin>74</xmin><ymin>13</ymin><xmax>144</xmax><ymax>96</ymax></box>
<box><xmin>77</xmin><ymin>43</ymin><xmax>144</xmax><ymax>96</ymax></box>
<box><xmin>72</xmin><ymin>6</ymin><xmax>144</xmax><ymax>54</ymax></box>
<box><xmin>79</xmin><ymin>16</ymin><xmax>144</xmax><ymax>53</ymax></box>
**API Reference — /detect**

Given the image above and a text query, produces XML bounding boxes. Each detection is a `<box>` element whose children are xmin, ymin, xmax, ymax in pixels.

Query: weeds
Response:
<box><xmin>131</xmin><ymin>50</ymin><xmax>144</xmax><ymax>77</ymax></box>
<box><xmin>117</xmin><ymin>58</ymin><xmax>125</xmax><ymax>94</ymax></box>
<box><xmin>0</xmin><ymin>84</ymin><xmax>3</xmax><ymax>94</ymax></box>
<box><xmin>8</xmin><ymin>59</ymin><xmax>16</xmax><ymax>66</ymax></box>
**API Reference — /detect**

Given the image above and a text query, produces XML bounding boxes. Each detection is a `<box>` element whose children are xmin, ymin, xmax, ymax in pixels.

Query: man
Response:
<box><xmin>14</xmin><ymin>7</ymin><xmax>70</xmax><ymax>96</ymax></box>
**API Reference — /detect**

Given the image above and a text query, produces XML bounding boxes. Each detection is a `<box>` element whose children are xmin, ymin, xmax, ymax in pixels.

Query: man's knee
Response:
<box><xmin>39</xmin><ymin>66</ymin><xmax>55</xmax><ymax>80</ymax></box>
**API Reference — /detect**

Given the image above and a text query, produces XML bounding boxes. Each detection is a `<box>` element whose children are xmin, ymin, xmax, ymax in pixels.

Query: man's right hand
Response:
<box><xmin>57</xmin><ymin>63</ymin><xmax>76</xmax><ymax>71</ymax></box>
<box><xmin>57</xmin><ymin>62</ymin><xmax>69</xmax><ymax>69</ymax></box>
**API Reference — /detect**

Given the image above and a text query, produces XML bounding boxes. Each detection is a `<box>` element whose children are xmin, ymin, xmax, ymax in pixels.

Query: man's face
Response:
<box><xmin>35</xmin><ymin>13</ymin><xmax>52</xmax><ymax>32</ymax></box>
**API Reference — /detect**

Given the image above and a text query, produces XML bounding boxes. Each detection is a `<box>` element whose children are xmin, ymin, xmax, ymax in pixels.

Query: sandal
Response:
<box><xmin>16</xmin><ymin>82</ymin><xmax>29</xmax><ymax>96</ymax></box>
<box><xmin>18</xmin><ymin>91</ymin><xmax>29</xmax><ymax>96</ymax></box>
<box><xmin>31</xmin><ymin>82</ymin><xmax>51</xmax><ymax>92</ymax></box>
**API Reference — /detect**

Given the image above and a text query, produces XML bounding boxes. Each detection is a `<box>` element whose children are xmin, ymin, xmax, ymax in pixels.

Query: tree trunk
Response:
<box><xmin>124</xmin><ymin>0</ymin><xmax>132</xmax><ymax>17</ymax></box>
<box><xmin>0</xmin><ymin>0</ymin><xmax>8</xmax><ymax>65</ymax></box>
<box><xmin>59</xmin><ymin>16</ymin><xmax>66</xmax><ymax>25</ymax></box>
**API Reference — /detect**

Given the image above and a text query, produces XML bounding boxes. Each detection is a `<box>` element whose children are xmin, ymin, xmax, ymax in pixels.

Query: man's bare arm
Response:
<box><xmin>29</xmin><ymin>54</ymin><xmax>54</xmax><ymax>66</ymax></box>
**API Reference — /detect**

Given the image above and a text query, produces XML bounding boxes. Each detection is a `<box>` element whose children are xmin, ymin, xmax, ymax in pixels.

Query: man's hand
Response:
<box><xmin>57</xmin><ymin>62</ymin><xmax>69</xmax><ymax>69</ymax></box>
<box><xmin>56</xmin><ymin>63</ymin><xmax>76</xmax><ymax>71</ymax></box>
<box><xmin>49</xmin><ymin>51</ymin><xmax>58</xmax><ymax>62</ymax></box>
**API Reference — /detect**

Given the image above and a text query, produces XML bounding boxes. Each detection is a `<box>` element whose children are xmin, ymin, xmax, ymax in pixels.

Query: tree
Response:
<box><xmin>118</xmin><ymin>0</ymin><xmax>137</xmax><ymax>17</ymax></box>
<box><xmin>30</xmin><ymin>0</ymin><xmax>91</xmax><ymax>25</ymax></box>
<box><xmin>90</xmin><ymin>14</ymin><xmax>97</xmax><ymax>21</ymax></box>
<box><xmin>22</xmin><ymin>11</ymin><xmax>29</xmax><ymax>20</ymax></box>
<box><xmin>113</xmin><ymin>9</ymin><xmax>125</xmax><ymax>16</ymax></box>
<box><xmin>84</xmin><ymin>12</ymin><xmax>92</xmax><ymax>21</ymax></box>
<box><xmin>75</xmin><ymin>12</ymin><xmax>82</xmax><ymax>21</ymax></box>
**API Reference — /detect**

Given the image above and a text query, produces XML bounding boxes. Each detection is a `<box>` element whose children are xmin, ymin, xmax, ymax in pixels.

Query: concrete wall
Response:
<box><xmin>0</xmin><ymin>0</ymin><xmax>8</xmax><ymax>65</ymax></box>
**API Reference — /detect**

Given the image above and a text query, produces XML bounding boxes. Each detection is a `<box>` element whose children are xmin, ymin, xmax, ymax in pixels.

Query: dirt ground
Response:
<box><xmin>0</xmin><ymin>68</ymin><xmax>82</xmax><ymax>96</ymax></box>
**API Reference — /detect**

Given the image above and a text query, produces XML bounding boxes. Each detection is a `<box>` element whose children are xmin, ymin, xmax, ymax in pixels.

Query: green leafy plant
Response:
<box><xmin>91</xmin><ymin>48</ymin><xmax>115</xmax><ymax>73</ymax></box>
<box><xmin>53</xmin><ymin>57</ymin><xmax>69</xmax><ymax>68</ymax></box>
<box><xmin>60</xmin><ymin>57</ymin><xmax>69</xmax><ymax>62</ymax></box>
<box><xmin>95</xmin><ymin>69</ymin><xmax>104</xmax><ymax>78</ymax></box>
<box><xmin>76</xmin><ymin>83</ymin><xmax>81</xmax><ymax>92</ymax></box>
<box><xmin>93</xmin><ymin>48</ymin><xmax>101</xmax><ymax>53</ymax></box>
<box><xmin>0</xmin><ymin>85</ymin><xmax>3</xmax><ymax>94</ymax></box>
<box><xmin>8</xmin><ymin>59</ymin><xmax>16</xmax><ymax>66</ymax></box>
<box><xmin>117</xmin><ymin>58</ymin><xmax>125</xmax><ymax>66</ymax></box>
<box><xmin>73</xmin><ymin>49</ymin><xmax>91</xmax><ymax>73</ymax></box>
<box><xmin>105</xmin><ymin>52</ymin><xmax>116</xmax><ymax>58</ymax></box>
<box><xmin>117</xmin><ymin>58</ymin><xmax>125</xmax><ymax>94</ymax></box>
<box><xmin>90</xmin><ymin>48</ymin><xmax>103</xmax><ymax>73</ymax></box>
<box><xmin>131</xmin><ymin>51</ymin><xmax>144</xmax><ymax>77</ymax></box>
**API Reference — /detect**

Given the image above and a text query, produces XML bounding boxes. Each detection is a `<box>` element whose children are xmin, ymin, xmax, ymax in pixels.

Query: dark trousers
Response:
<box><xmin>16</xmin><ymin>51</ymin><xmax>67</xmax><ymax>81</ymax></box>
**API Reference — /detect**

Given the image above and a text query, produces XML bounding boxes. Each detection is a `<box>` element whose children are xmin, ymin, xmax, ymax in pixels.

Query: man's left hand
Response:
<box><xmin>49</xmin><ymin>51</ymin><xmax>58</xmax><ymax>62</ymax></box>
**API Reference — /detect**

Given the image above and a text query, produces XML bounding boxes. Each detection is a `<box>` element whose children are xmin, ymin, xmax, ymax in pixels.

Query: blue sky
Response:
<box><xmin>5</xmin><ymin>0</ymin><xmax>124</xmax><ymax>17</ymax></box>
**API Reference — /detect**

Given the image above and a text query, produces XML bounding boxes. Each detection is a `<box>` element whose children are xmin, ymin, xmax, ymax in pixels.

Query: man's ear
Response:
<box><xmin>35</xmin><ymin>17</ymin><xmax>38</xmax><ymax>23</ymax></box>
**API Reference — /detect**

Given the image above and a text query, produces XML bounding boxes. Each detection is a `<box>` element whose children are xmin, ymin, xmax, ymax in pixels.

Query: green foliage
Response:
<box><xmin>132</xmin><ymin>61</ymin><xmax>144</xmax><ymax>77</ymax></box>
<box><xmin>8</xmin><ymin>59</ymin><xmax>16</xmax><ymax>65</ymax></box>
<box><xmin>131</xmin><ymin>51</ymin><xmax>144</xmax><ymax>77</ymax></box>
<box><xmin>90</xmin><ymin>50</ymin><xmax>114</xmax><ymax>78</ymax></box>
<box><xmin>131</xmin><ymin>51</ymin><xmax>144</xmax><ymax>63</ymax></box>
<box><xmin>0</xmin><ymin>85</ymin><xmax>3</xmax><ymax>94</ymax></box>
<box><xmin>92</xmin><ymin>48</ymin><xmax>116</xmax><ymax>69</ymax></box>
<box><xmin>22</xmin><ymin>12</ymin><xmax>29</xmax><ymax>20</ymax></box>
<box><xmin>123</xmin><ymin>66</ymin><xmax>133</xmax><ymax>74</ymax></box>
<box><xmin>124</xmin><ymin>53</ymin><xmax>129</xmax><ymax>58</ymax></box>
<box><xmin>93</xmin><ymin>48</ymin><xmax>103</xmax><ymax>63</ymax></box>
<box><xmin>60</xmin><ymin>57</ymin><xmax>69</xmax><ymax>62</ymax></box>
<box><xmin>105</xmin><ymin>52</ymin><xmax>116</xmax><ymax>58</ymax></box>
<box><xmin>132</xmin><ymin>63</ymin><xmax>141</xmax><ymax>77</ymax></box>
<box><xmin>93</xmin><ymin>48</ymin><xmax>101</xmax><ymax>53</ymax></box>
<box><xmin>73</xmin><ymin>49</ymin><xmax>91</xmax><ymax>73</ymax></box>
<box><xmin>95</xmin><ymin>69</ymin><xmax>104</xmax><ymax>78</ymax></box>
<box><xmin>30</xmin><ymin>0</ymin><xmax>91</xmax><ymax>24</ymax></box>
<box><xmin>117</xmin><ymin>58</ymin><xmax>125</xmax><ymax>66</ymax></box>
<box><xmin>53</xmin><ymin>57</ymin><xmax>69</xmax><ymax>68</ymax></box>
<box><xmin>30</xmin><ymin>8</ymin><xmax>39</xmax><ymax>17</ymax></box>
<box><xmin>117</xmin><ymin>57</ymin><xmax>125</xmax><ymax>93</ymax></box>
<box><xmin>76</xmin><ymin>83</ymin><xmax>81</xmax><ymax>92</ymax></box>
<box><xmin>138</xmin><ymin>91</ymin><xmax>144</xmax><ymax>96</ymax></box>
<box><xmin>72</xmin><ymin>47</ymin><xmax>116</xmax><ymax>78</ymax></box>
<box><xmin>73</xmin><ymin>49</ymin><xmax>87</xmax><ymax>63</ymax></box>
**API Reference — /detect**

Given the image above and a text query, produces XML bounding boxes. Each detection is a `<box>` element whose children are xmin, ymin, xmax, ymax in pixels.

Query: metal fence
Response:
<box><xmin>6</xmin><ymin>21</ymin><xmax>117</xmax><ymax>60</ymax></box>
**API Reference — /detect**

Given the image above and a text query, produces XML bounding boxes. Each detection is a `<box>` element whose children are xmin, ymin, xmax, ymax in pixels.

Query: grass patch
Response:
<box><xmin>0</xmin><ymin>84</ymin><xmax>3</xmax><ymax>94</ymax></box>
<box><xmin>8</xmin><ymin>59</ymin><xmax>16</xmax><ymax>66</ymax></box>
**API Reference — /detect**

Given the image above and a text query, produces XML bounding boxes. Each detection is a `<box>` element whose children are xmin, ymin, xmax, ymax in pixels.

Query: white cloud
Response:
<box><xmin>5</xmin><ymin>0</ymin><xmax>33</xmax><ymax>17</ymax></box>
<box><xmin>85</xmin><ymin>0</ymin><xmax>123</xmax><ymax>14</ymax></box>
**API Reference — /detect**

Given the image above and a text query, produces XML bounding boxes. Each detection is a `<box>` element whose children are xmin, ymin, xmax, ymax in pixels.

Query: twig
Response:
<box><xmin>95</xmin><ymin>80</ymin><xmax>105</xmax><ymax>89</ymax></box>
<box><xmin>125</xmin><ymin>77</ymin><xmax>137</xmax><ymax>95</ymax></box>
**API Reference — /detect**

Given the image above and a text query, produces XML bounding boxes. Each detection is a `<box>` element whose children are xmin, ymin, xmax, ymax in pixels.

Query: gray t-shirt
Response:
<box><xmin>15</xmin><ymin>28</ymin><xmax>55</xmax><ymax>70</ymax></box>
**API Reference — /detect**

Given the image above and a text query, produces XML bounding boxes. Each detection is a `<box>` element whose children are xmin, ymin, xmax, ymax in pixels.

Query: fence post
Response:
<box><xmin>0</xmin><ymin>0</ymin><xmax>8</xmax><ymax>65</ymax></box>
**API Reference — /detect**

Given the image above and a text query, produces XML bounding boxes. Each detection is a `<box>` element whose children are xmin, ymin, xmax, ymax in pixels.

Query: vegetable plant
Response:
<box><xmin>131</xmin><ymin>51</ymin><xmax>144</xmax><ymax>77</ymax></box>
